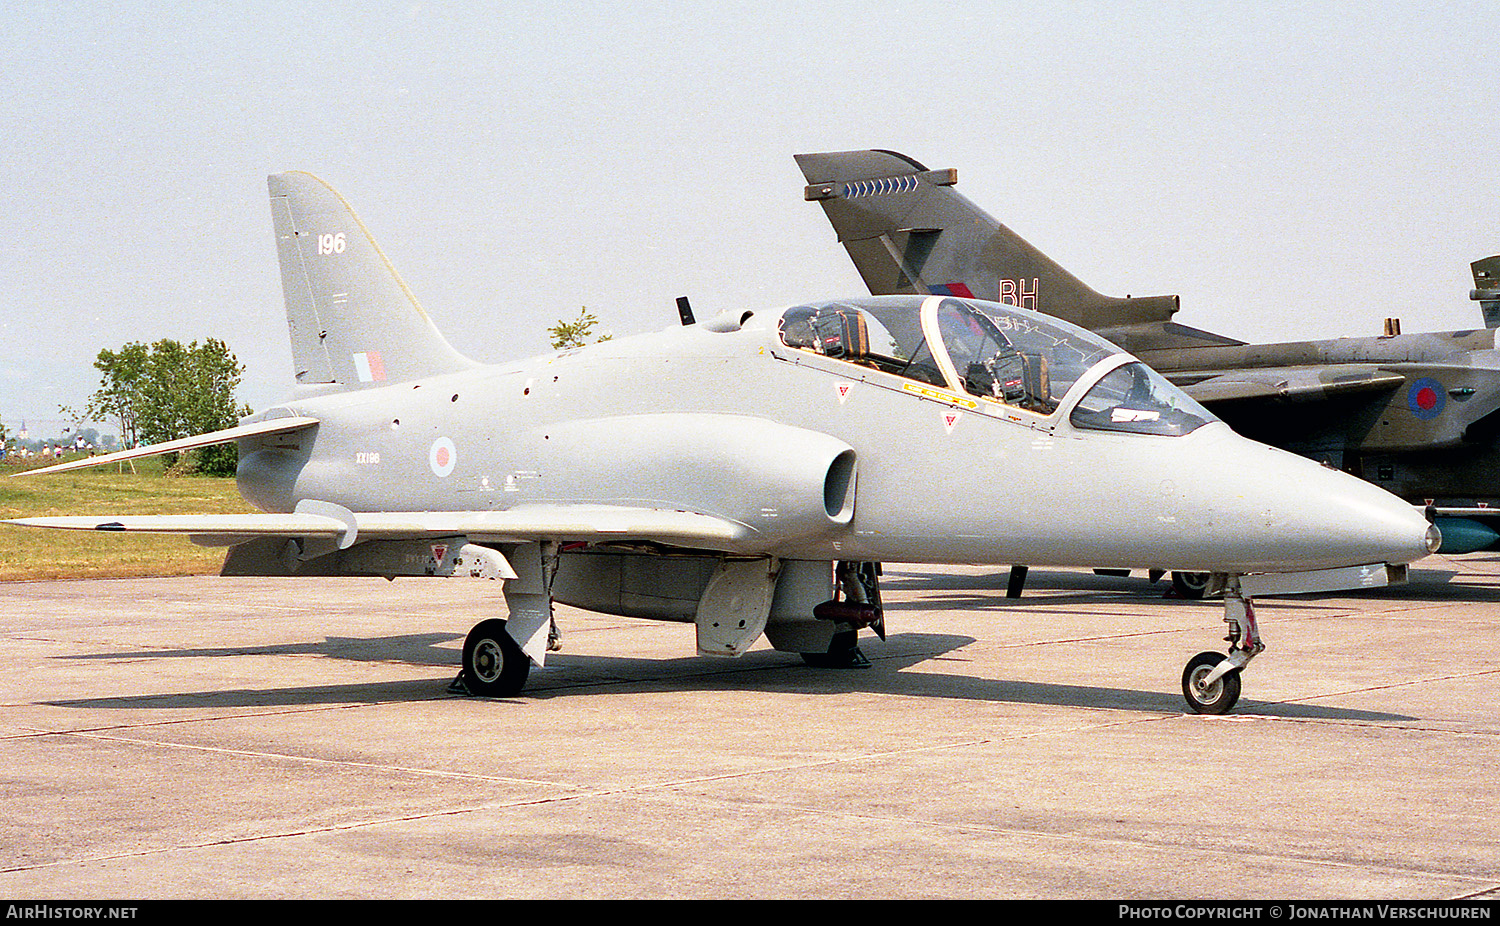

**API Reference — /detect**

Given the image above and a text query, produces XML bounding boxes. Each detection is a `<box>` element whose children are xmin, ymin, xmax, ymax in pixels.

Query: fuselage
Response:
<box><xmin>237</xmin><ymin>296</ymin><xmax>1435</xmax><ymax>574</ymax></box>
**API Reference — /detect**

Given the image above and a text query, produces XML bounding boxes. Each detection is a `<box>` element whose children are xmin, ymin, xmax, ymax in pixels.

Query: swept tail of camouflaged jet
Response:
<box><xmin>794</xmin><ymin>149</ymin><xmax>1194</xmax><ymax>347</ymax></box>
<box><xmin>7</xmin><ymin>171</ymin><xmax>1439</xmax><ymax>714</ymax></box>
<box><xmin>798</xmin><ymin>149</ymin><xmax>1500</xmax><ymax>554</ymax></box>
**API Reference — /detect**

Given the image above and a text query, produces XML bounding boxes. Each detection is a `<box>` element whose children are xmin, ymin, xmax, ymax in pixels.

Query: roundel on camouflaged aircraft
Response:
<box><xmin>1407</xmin><ymin>377</ymin><xmax>1446</xmax><ymax>421</ymax></box>
<box><xmin>429</xmin><ymin>437</ymin><xmax>457</xmax><ymax>477</ymax></box>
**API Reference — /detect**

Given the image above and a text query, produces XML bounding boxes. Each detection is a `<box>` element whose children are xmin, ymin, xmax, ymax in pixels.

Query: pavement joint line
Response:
<box><xmin>1276</xmin><ymin>667</ymin><xmax>1500</xmax><ymax>713</ymax></box>
<box><xmin>51</xmin><ymin>728</ymin><xmax>570</xmax><ymax>788</ymax></box>
<box><xmin>1180</xmin><ymin>713</ymin><xmax>1500</xmax><ymax>742</ymax></box>
<box><xmin>2</xmin><ymin>697</ymin><xmax>461</xmax><ymax>739</ymax></box>
<box><xmin>993</xmin><ymin>628</ymin><xmax>1196</xmax><ymax>648</ymax></box>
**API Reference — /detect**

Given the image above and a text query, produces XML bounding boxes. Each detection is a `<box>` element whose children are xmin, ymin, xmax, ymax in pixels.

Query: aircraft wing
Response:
<box><xmin>1169</xmin><ymin>365</ymin><xmax>1406</xmax><ymax>406</ymax></box>
<box><xmin>10</xmin><ymin>416</ymin><xmax>320</xmax><ymax>477</ymax></box>
<box><xmin>5</xmin><ymin>503</ymin><xmax>752</xmax><ymax>549</ymax></box>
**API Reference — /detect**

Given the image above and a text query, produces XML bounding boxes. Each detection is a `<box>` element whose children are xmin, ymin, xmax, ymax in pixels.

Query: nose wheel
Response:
<box><xmin>1181</xmin><ymin>583</ymin><xmax>1263</xmax><ymax>715</ymax></box>
<box><xmin>1182</xmin><ymin>651</ymin><xmax>1242</xmax><ymax>713</ymax></box>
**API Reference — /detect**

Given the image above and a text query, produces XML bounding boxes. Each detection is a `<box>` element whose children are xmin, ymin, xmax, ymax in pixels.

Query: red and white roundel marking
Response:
<box><xmin>429</xmin><ymin>437</ymin><xmax>457</xmax><ymax>477</ymax></box>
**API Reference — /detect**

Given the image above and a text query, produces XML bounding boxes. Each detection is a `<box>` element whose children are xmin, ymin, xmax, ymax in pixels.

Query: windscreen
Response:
<box><xmin>1070</xmin><ymin>362</ymin><xmax>1216</xmax><ymax>436</ymax></box>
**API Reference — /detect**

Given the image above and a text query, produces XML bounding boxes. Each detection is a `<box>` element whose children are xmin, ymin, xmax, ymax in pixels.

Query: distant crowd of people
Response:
<box><xmin>0</xmin><ymin>434</ymin><xmax>100</xmax><ymax>463</ymax></box>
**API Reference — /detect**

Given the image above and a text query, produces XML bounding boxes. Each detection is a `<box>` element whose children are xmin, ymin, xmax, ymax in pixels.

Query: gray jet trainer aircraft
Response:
<box><xmin>796</xmin><ymin>149</ymin><xmax>1500</xmax><ymax>564</ymax></box>
<box><xmin>8</xmin><ymin>171</ymin><xmax>1439</xmax><ymax>714</ymax></box>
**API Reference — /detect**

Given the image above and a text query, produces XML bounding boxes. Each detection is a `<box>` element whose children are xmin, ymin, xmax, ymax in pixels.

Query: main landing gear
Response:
<box><xmin>456</xmin><ymin>618</ymin><xmax>531</xmax><ymax>697</ymax></box>
<box><xmin>802</xmin><ymin>561</ymin><xmax>884</xmax><ymax>669</ymax></box>
<box><xmin>1170</xmin><ymin>570</ymin><xmax>1211</xmax><ymax>599</ymax></box>
<box><xmin>1181</xmin><ymin>582</ymin><xmax>1264</xmax><ymax>714</ymax></box>
<box><xmin>451</xmin><ymin>541</ymin><xmax>559</xmax><ymax>698</ymax></box>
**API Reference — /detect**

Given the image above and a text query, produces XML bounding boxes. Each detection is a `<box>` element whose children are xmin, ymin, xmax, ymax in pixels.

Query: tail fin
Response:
<box><xmin>795</xmin><ymin>149</ymin><xmax>1181</xmax><ymax>333</ymax></box>
<box><xmin>268</xmin><ymin>171</ymin><xmax>477</xmax><ymax>390</ymax></box>
<box><xmin>1471</xmin><ymin>255</ymin><xmax>1500</xmax><ymax>328</ymax></box>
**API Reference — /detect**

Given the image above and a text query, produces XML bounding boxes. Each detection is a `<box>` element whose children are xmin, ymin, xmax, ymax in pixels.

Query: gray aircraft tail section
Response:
<box><xmin>268</xmin><ymin>171</ymin><xmax>477</xmax><ymax>390</ymax></box>
<box><xmin>795</xmin><ymin>149</ymin><xmax>1183</xmax><ymax>337</ymax></box>
<box><xmin>1472</xmin><ymin>255</ymin><xmax>1500</xmax><ymax>328</ymax></box>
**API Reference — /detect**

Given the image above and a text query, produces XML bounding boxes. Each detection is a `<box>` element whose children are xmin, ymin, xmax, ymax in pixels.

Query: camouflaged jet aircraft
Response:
<box><xmin>797</xmin><ymin>149</ymin><xmax>1500</xmax><ymax>562</ymax></box>
<box><xmin>7</xmin><ymin>171</ymin><xmax>1439</xmax><ymax>713</ymax></box>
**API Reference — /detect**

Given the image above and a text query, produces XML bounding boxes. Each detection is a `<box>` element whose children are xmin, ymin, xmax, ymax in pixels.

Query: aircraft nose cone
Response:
<box><xmin>1231</xmin><ymin>440</ymin><xmax>1435</xmax><ymax>571</ymax></box>
<box><xmin>1155</xmin><ymin>426</ymin><xmax>1436</xmax><ymax>573</ymax></box>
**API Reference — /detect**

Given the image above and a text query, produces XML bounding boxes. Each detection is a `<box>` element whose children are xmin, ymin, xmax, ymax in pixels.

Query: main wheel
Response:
<box><xmin>1181</xmin><ymin>651</ymin><xmax>1241</xmax><ymax>714</ymax></box>
<box><xmin>462</xmin><ymin>619</ymin><xmax>531</xmax><ymax>696</ymax></box>
<box><xmin>1171</xmin><ymin>571</ymin><xmax>1211</xmax><ymax>599</ymax></box>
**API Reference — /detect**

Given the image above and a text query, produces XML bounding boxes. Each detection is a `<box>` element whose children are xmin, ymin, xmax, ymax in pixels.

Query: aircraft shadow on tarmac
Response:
<box><xmin>44</xmin><ymin>631</ymin><xmax>1415</xmax><ymax>723</ymax></box>
<box><xmin>59</xmin><ymin>632</ymin><xmax>466</xmax><ymax>666</ymax></box>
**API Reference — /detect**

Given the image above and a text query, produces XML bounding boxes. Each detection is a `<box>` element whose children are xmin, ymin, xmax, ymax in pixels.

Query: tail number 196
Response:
<box><xmin>317</xmin><ymin>233</ymin><xmax>347</xmax><ymax>255</ymax></box>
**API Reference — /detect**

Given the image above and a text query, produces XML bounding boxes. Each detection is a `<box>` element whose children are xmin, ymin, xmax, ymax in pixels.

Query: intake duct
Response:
<box><xmin>535</xmin><ymin>413</ymin><xmax>856</xmax><ymax>550</ymax></box>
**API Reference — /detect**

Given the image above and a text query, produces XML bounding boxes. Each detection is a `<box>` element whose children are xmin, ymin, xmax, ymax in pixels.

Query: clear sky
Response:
<box><xmin>3</xmin><ymin>1</ymin><xmax>1496</xmax><ymax>435</ymax></box>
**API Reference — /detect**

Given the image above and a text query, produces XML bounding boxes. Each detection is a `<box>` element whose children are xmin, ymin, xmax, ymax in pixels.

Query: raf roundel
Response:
<box><xmin>429</xmin><ymin>437</ymin><xmax>457</xmax><ymax>477</ymax></box>
<box><xmin>1407</xmin><ymin>377</ymin><xmax>1446</xmax><ymax>421</ymax></box>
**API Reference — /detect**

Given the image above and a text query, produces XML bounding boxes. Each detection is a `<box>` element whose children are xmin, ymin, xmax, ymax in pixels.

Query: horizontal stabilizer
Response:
<box><xmin>10</xmin><ymin>416</ymin><xmax>319</xmax><ymax>477</ymax></box>
<box><xmin>6</xmin><ymin>503</ymin><xmax>753</xmax><ymax>550</ymax></box>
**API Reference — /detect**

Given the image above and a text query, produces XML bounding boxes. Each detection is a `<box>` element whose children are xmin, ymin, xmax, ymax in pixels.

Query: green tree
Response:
<box><xmin>85</xmin><ymin>338</ymin><xmax>250</xmax><ymax>476</ymax></box>
<box><xmin>84</xmin><ymin>341</ymin><xmax>149</xmax><ymax>452</ymax></box>
<box><xmin>547</xmin><ymin>306</ymin><xmax>612</xmax><ymax>350</ymax></box>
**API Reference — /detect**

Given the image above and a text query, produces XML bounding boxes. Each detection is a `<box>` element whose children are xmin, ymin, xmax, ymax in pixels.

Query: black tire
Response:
<box><xmin>462</xmin><ymin>619</ymin><xmax>530</xmax><ymax>696</ymax></box>
<box><xmin>800</xmin><ymin>630</ymin><xmax>870</xmax><ymax>668</ymax></box>
<box><xmin>1181</xmin><ymin>650</ymin><xmax>1241</xmax><ymax>715</ymax></box>
<box><xmin>1172</xmin><ymin>571</ymin><xmax>1211</xmax><ymax>599</ymax></box>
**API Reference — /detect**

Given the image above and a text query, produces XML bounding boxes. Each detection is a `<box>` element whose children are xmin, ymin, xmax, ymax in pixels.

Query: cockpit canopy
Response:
<box><xmin>777</xmin><ymin>296</ymin><xmax>1216</xmax><ymax>436</ymax></box>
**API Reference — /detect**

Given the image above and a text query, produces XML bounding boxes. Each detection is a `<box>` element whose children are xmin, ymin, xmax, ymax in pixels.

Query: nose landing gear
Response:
<box><xmin>1181</xmin><ymin>582</ymin><xmax>1263</xmax><ymax>715</ymax></box>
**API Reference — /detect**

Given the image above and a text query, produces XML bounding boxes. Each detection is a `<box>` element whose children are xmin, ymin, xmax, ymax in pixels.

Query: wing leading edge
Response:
<box><xmin>6</xmin><ymin>502</ymin><xmax>753</xmax><ymax>549</ymax></box>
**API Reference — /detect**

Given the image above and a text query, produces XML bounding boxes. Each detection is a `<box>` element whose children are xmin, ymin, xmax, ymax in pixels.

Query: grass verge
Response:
<box><xmin>0</xmin><ymin>457</ymin><xmax>257</xmax><ymax>581</ymax></box>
